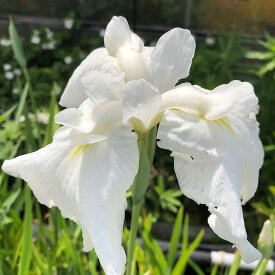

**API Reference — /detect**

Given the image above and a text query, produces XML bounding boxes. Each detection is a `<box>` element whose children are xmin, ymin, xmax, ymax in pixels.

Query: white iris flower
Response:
<box><xmin>2</xmin><ymin>15</ymin><xmax>264</xmax><ymax>275</ymax></box>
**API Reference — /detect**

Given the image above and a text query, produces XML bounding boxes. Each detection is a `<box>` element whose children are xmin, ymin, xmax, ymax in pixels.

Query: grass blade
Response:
<box><xmin>210</xmin><ymin>264</ymin><xmax>219</xmax><ymax>275</ymax></box>
<box><xmin>18</xmin><ymin>187</ymin><xmax>33</xmax><ymax>275</ymax></box>
<box><xmin>14</xmin><ymin>83</ymin><xmax>29</xmax><ymax>129</ymax></box>
<box><xmin>9</xmin><ymin>18</ymin><xmax>27</xmax><ymax>69</ymax></box>
<box><xmin>188</xmin><ymin>258</ymin><xmax>205</xmax><ymax>275</ymax></box>
<box><xmin>182</xmin><ymin>213</ymin><xmax>189</xmax><ymax>252</ymax></box>
<box><xmin>167</xmin><ymin>206</ymin><xmax>183</xmax><ymax>268</ymax></box>
<box><xmin>172</xmin><ymin>229</ymin><xmax>204</xmax><ymax>275</ymax></box>
<box><xmin>228</xmin><ymin>252</ymin><xmax>241</xmax><ymax>275</ymax></box>
<box><xmin>0</xmin><ymin>105</ymin><xmax>17</xmax><ymax>124</ymax></box>
<box><xmin>43</xmin><ymin>83</ymin><xmax>58</xmax><ymax>146</ymax></box>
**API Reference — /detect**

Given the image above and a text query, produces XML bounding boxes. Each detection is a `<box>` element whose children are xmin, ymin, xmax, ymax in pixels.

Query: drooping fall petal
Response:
<box><xmin>157</xmin><ymin>81</ymin><xmax>264</xmax><ymax>263</ymax></box>
<box><xmin>2</xmin><ymin>98</ymin><xmax>139</xmax><ymax>275</ymax></box>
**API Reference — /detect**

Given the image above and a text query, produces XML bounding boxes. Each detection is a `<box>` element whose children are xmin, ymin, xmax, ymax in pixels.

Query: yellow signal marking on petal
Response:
<box><xmin>70</xmin><ymin>146</ymin><xmax>82</xmax><ymax>160</ymax></box>
<box><xmin>199</xmin><ymin>115</ymin><xmax>235</xmax><ymax>134</ymax></box>
<box><xmin>70</xmin><ymin>144</ymin><xmax>90</xmax><ymax>162</ymax></box>
<box><xmin>170</xmin><ymin>108</ymin><xmax>235</xmax><ymax>134</ymax></box>
<box><xmin>219</xmin><ymin>118</ymin><xmax>235</xmax><ymax>133</ymax></box>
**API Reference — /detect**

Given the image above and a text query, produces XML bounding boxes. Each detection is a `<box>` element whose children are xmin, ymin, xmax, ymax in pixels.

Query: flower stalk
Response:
<box><xmin>126</xmin><ymin>127</ymin><xmax>157</xmax><ymax>275</ymax></box>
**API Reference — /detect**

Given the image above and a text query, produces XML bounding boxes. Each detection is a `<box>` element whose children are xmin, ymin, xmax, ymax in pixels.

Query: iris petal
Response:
<box><xmin>157</xmin><ymin>81</ymin><xmax>264</xmax><ymax>263</ymax></box>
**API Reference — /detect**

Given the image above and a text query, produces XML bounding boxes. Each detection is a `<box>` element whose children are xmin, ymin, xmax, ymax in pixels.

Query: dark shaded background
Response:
<box><xmin>1</xmin><ymin>0</ymin><xmax>275</xmax><ymax>34</ymax></box>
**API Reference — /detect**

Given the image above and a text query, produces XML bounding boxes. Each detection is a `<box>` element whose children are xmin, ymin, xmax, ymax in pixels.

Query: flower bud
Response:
<box><xmin>258</xmin><ymin>220</ymin><xmax>273</xmax><ymax>258</ymax></box>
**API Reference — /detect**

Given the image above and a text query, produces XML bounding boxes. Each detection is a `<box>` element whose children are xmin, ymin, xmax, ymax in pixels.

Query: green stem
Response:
<box><xmin>126</xmin><ymin>201</ymin><xmax>142</xmax><ymax>275</ymax></box>
<box><xmin>126</xmin><ymin>127</ymin><xmax>157</xmax><ymax>275</ymax></box>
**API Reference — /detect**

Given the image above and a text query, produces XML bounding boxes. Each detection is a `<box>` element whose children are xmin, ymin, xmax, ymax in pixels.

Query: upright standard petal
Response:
<box><xmin>60</xmin><ymin>16</ymin><xmax>197</xmax><ymax>106</ymax></box>
<box><xmin>157</xmin><ymin>81</ymin><xmax>264</xmax><ymax>263</ymax></box>
<box><xmin>149</xmin><ymin>28</ymin><xmax>196</xmax><ymax>92</ymax></box>
<box><xmin>122</xmin><ymin>79</ymin><xmax>162</xmax><ymax>133</ymax></box>
<box><xmin>59</xmin><ymin>48</ymin><xmax>115</xmax><ymax>108</ymax></box>
<box><xmin>104</xmin><ymin>16</ymin><xmax>150</xmax><ymax>82</ymax></box>
<box><xmin>104</xmin><ymin>16</ymin><xmax>132</xmax><ymax>56</ymax></box>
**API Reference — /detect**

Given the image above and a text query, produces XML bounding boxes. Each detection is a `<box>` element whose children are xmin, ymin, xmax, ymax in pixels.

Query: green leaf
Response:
<box><xmin>44</xmin><ymin>83</ymin><xmax>59</xmax><ymax>146</ymax></box>
<box><xmin>142</xmin><ymin>229</ymin><xmax>168</xmax><ymax>274</ymax></box>
<box><xmin>182</xmin><ymin>214</ymin><xmax>189</xmax><ymax>252</ymax></box>
<box><xmin>264</xmin><ymin>145</ymin><xmax>275</xmax><ymax>153</ymax></box>
<box><xmin>252</xmin><ymin>202</ymin><xmax>272</xmax><ymax>216</ymax></box>
<box><xmin>187</xmin><ymin>229</ymin><xmax>204</xmax><ymax>254</ymax></box>
<box><xmin>9</xmin><ymin>18</ymin><xmax>27</xmax><ymax>69</ymax></box>
<box><xmin>14</xmin><ymin>83</ymin><xmax>29</xmax><ymax>129</ymax></box>
<box><xmin>167</xmin><ymin>206</ymin><xmax>183</xmax><ymax>268</ymax></box>
<box><xmin>32</xmin><ymin>243</ymin><xmax>50</xmax><ymax>275</ymax></box>
<box><xmin>268</xmin><ymin>186</ymin><xmax>275</xmax><ymax>195</ymax></box>
<box><xmin>0</xmin><ymin>188</ymin><xmax>20</xmax><ymax>223</ymax></box>
<box><xmin>228</xmin><ymin>252</ymin><xmax>241</xmax><ymax>275</ymax></box>
<box><xmin>246</xmin><ymin>51</ymin><xmax>275</xmax><ymax>60</ymax></box>
<box><xmin>264</xmin><ymin>31</ymin><xmax>275</xmax><ymax>45</ymax></box>
<box><xmin>88</xmin><ymin>250</ymin><xmax>99</xmax><ymax>275</ymax></box>
<box><xmin>23</xmin><ymin>106</ymin><xmax>36</xmax><ymax>151</ymax></box>
<box><xmin>18</xmin><ymin>187</ymin><xmax>33</xmax><ymax>275</ymax></box>
<box><xmin>172</xmin><ymin>228</ymin><xmax>204</xmax><ymax>275</ymax></box>
<box><xmin>252</xmin><ymin>258</ymin><xmax>270</xmax><ymax>275</ymax></box>
<box><xmin>210</xmin><ymin>264</ymin><xmax>219</xmax><ymax>275</ymax></box>
<box><xmin>0</xmin><ymin>105</ymin><xmax>17</xmax><ymax>124</ymax></box>
<box><xmin>258</xmin><ymin>60</ymin><xmax>275</xmax><ymax>76</ymax></box>
<box><xmin>188</xmin><ymin>259</ymin><xmax>205</xmax><ymax>275</ymax></box>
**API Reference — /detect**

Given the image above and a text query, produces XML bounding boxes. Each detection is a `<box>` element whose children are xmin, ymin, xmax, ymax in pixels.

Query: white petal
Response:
<box><xmin>104</xmin><ymin>16</ymin><xmax>132</xmax><ymax>56</ymax></box>
<box><xmin>131</xmin><ymin>33</ymin><xmax>144</xmax><ymax>52</ymax></box>
<box><xmin>2</xmin><ymin>126</ymin><xmax>139</xmax><ymax>275</ymax></box>
<box><xmin>2</xmin><ymin>143</ymin><xmax>82</xmax><ymax>222</ymax></box>
<box><xmin>149</xmin><ymin>28</ymin><xmax>196</xmax><ymax>92</ymax></box>
<box><xmin>56</xmin><ymin>99</ymin><xmax>123</xmax><ymax>136</ymax></box>
<box><xmin>157</xmin><ymin>104</ymin><xmax>263</xmax><ymax>262</ymax></box>
<box><xmin>89</xmin><ymin>100</ymin><xmax>123</xmax><ymax>135</ymax></box>
<box><xmin>55</xmin><ymin>108</ymin><xmax>82</xmax><ymax>128</ymax></box>
<box><xmin>116</xmin><ymin>46</ymin><xmax>149</xmax><ymax>82</ymax></box>
<box><xmin>53</xmin><ymin>126</ymin><xmax>108</xmax><ymax>147</ymax></box>
<box><xmin>208</xmin><ymin>214</ymin><xmax>262</xmax><ymax>263</ymax></box>
<box><xmin>81</xmin><ymin>69</ymin><xmax>125</xmax><ymax>104</ymax></box>
<box><xmin>122</xmin><ymin>79</ymin><xmax>162</xmax><ymax>132</ymax></box>
<box><xmin>55</xmin><ymin>100</ymin><xmax>95</xmax><ymax>133</ymax></box>
<box><xmin>79</xmin><ymin>127</ymin><xmax>139</xmax><ymax>275</ymax></box>
<box><xmin>161</xmin><ymin>81</ymin><xmax>245</xmax><ymax>120</ymax></box>
<box><xmin>59</xmin><ymin>48</ymin><xmax>115</xmax><ymax>108</ymax></box>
